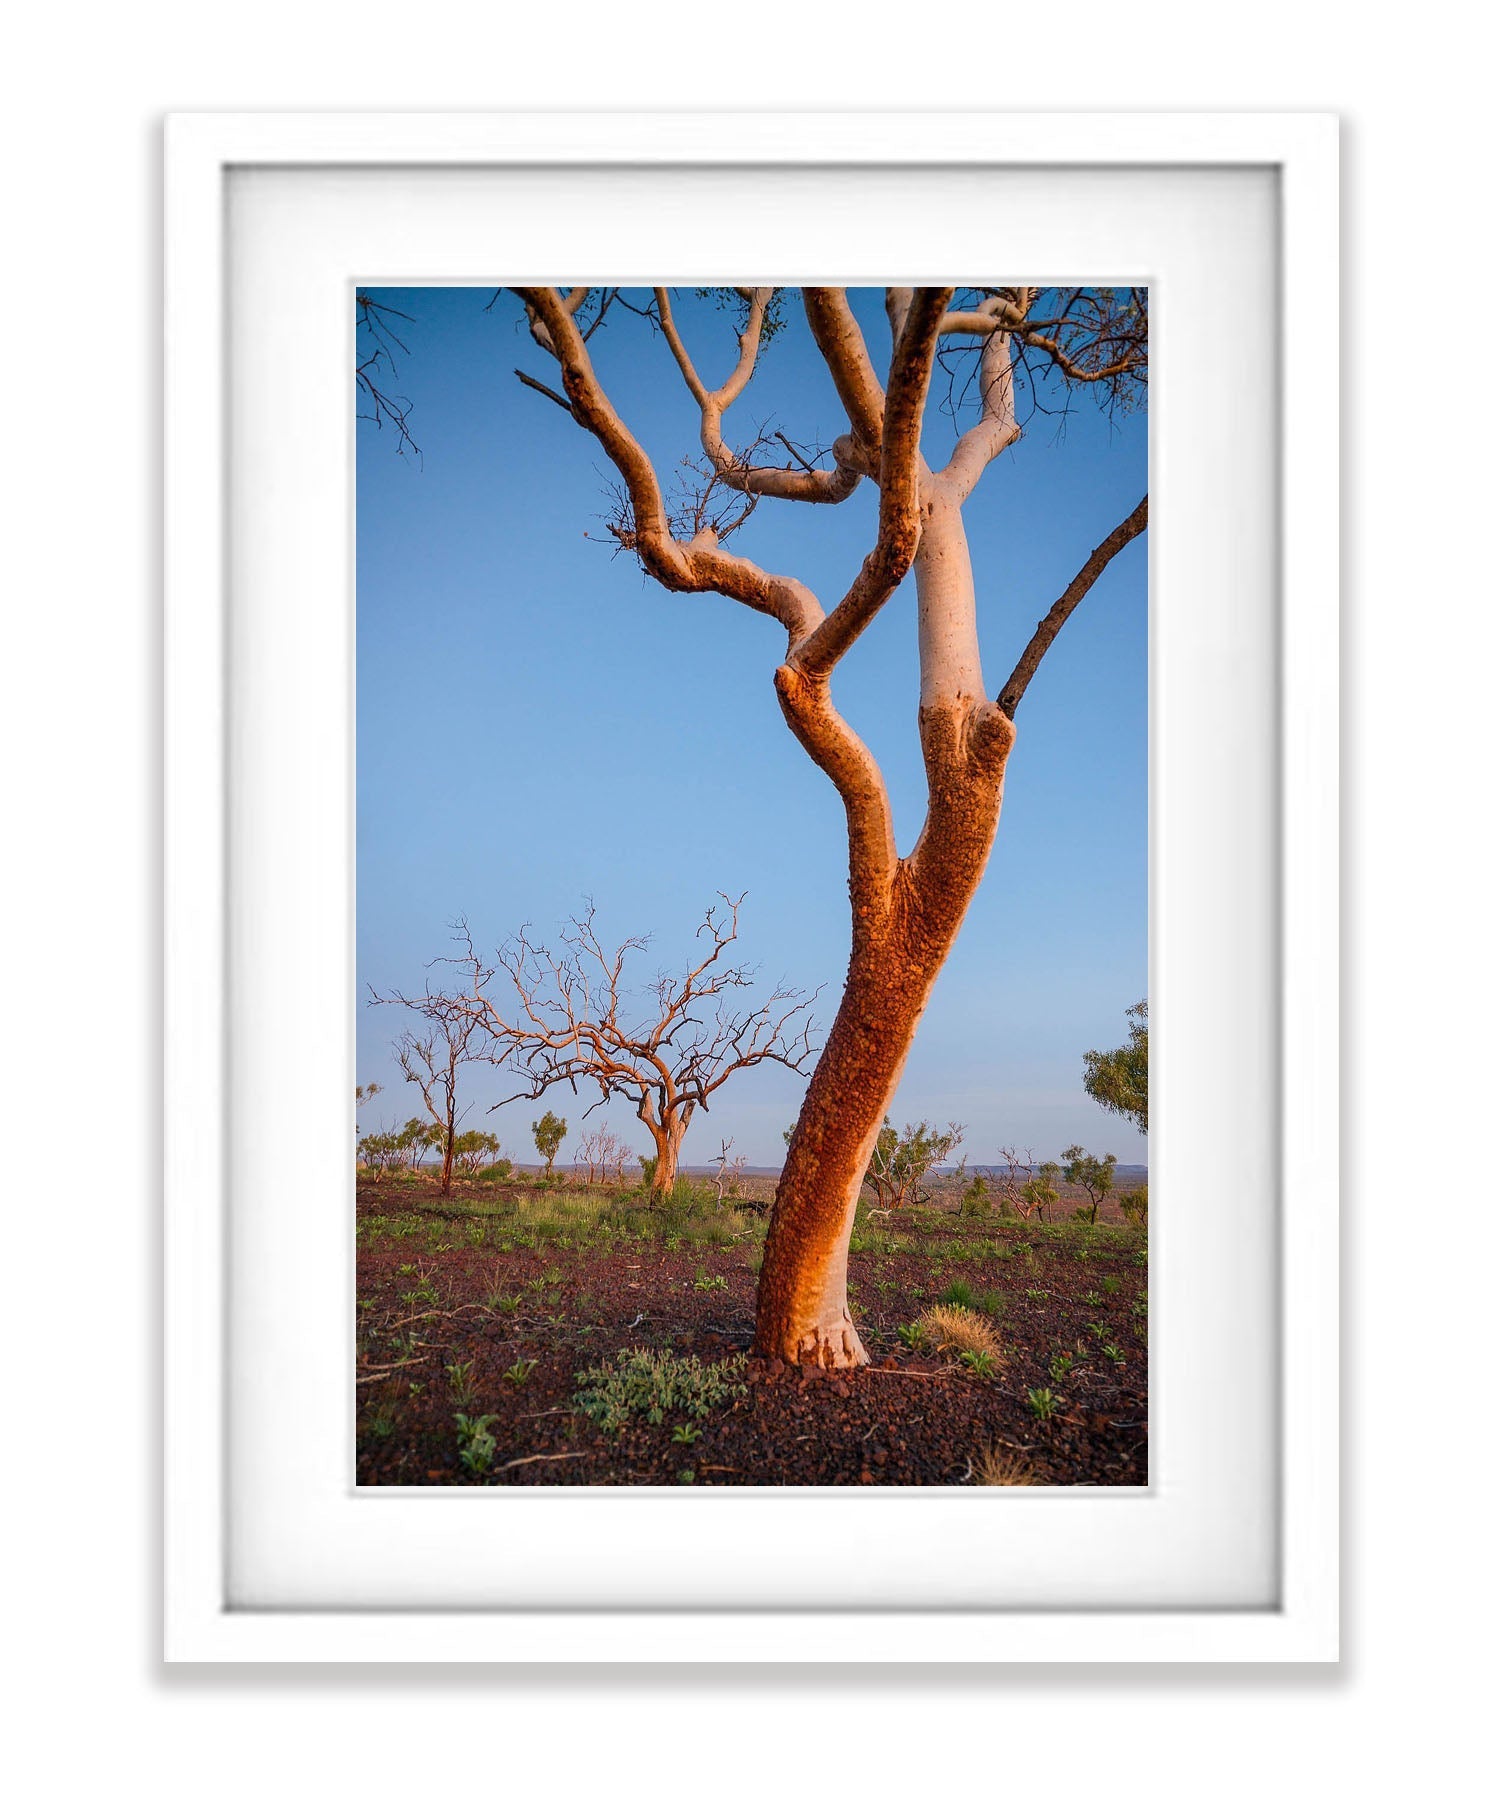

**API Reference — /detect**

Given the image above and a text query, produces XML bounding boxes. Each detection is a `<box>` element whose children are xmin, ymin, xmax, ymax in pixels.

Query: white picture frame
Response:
<box><xmin>164</xmin><ymin>111</ymin><xmax>1338</xmax><ymax>1663</ymax></box>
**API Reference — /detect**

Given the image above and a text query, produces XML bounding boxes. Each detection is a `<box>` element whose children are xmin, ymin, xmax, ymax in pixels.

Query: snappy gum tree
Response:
<box><xmin>509</xmin><ymin>286</ymin><xmax>1147</xmax><ymax>1366</ymax></box>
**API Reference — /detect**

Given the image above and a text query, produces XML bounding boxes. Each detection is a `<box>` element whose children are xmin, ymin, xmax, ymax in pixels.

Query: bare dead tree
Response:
<box><xmin>574</xmin><ymin>1124</ymin><xmax>628</xmax><ymax>1187</ymax></box>
<box><xmin>712</xmin><ymin>1138</ymin><xmax>736</xmax><ymax>1209</ymax></box>
<box><xmin>496</xmin><ymin>284</ymin><xmax>1146</xmax><ymax>1364</ymax></box>
<box><xmin>415</xmin><ymin>894</ymin><xmax>818</xmax><ymax>1201</ymax></box>
<box><xmin>992</xmin><ymin>1144</ymin><xmax>1035</xmax><ymax>1216</ymax></box>
<box><xmin>385</xmin><ymin>1009</ymin><xmax>487</xmax><ymax>1195</ymax></box>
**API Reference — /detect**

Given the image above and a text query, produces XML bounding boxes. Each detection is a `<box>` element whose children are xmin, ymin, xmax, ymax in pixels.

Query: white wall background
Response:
<box><xmin>2</xmin><ymin>7</ymin><xmax>1490</xmax><ymax>1795</ymax></box>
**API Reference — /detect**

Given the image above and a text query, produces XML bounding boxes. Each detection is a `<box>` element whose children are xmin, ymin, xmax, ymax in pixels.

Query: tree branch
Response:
<box><xmin>792</xmin><ymin>287</ymin><xmax>953</xmax><ymax>677</ymax></box>
<box><xmin>997</xmin><ymin>496</ymin><xmax>1149</xmax><ymax>718</ymax></box>
<box><xmin>513</xmin><ymin>286</ymin><xmax>825</xmax><ymax>647</ymax></box>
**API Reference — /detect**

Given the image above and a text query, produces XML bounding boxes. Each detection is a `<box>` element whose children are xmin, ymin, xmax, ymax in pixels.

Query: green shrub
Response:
<box><xmin>573</xmin><ymin>1348</ymin><xmax>748</xmax><ymax>1432</ymax></box>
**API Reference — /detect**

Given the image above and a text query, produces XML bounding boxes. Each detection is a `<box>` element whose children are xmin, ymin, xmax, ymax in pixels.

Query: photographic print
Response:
<box><xmin>355</xmin><ymin>285</ymin><xmax>1148</xmax><ymax>1488</ymax></box>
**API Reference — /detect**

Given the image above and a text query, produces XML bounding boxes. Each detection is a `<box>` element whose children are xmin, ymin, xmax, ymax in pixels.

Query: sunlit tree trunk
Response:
<box><xmin>755</xmin><ymin>500</ymin><xmax>1015</xmax><ymax>1364</ymax></box>
<box><xmin>640</xmin><ymin>1096</ymin><xmax>693</xmax><ymax>1200</ymax></box>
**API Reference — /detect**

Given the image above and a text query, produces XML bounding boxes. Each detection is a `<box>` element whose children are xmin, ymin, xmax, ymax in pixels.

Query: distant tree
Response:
<box><xmin>452</xmin><ymin>1129</ymin><xmax>502</xmax><ymax>1176</ymax></box>
<box><xmin>357</xmin><ymin>1130</ymin><xmax>402</xmax><ymax>1180</ymax></box>
<box><xmin>423</xmin><ymin>895</ymin><xmax>817</xmax><ymax>1201</ymax></box>
<box><xmin>862</xmin><ymin>1119</ymin><xmax>965</xmax><ymax>1210</ymax></box>
<box><xmin>531</xmin><ymin>1109</ymin><xmax>568</xmax><ymax>1175</ymax></box>
<box><xmin>712</xmin><ymin>1138</ymin><xmax>747</xmax><ymax>1208</ymax></box>
<box><xmin>382</xmin><ymin>1009</ymin><xmax>487</xmax><ymax>1196</ymax></box>
<box><xmin>1016</xmin><ymin>1160</ymin><xmax>1061</xmax><ymax>1221</ymax></box>
<box><xmin>575</xmin><ymin>1125</ymin><xmax>628</xmax><ymax>1186</ymax></box>
<box><xmin>960</xmin><ymin>1172</ymin><xmax>990</xmax><ymax>1216</ymax></box>
<box><xmin>1083</xmin><ymin>1000</ymin><xmax>1148</xmax><ymax>1134</ymax></box>
<box><xmin>1062</xmin><ymin>1145</ymin><xmax>1118</xmax><ymax>1225</ymax></box>
<box><xmin>397</xmin><ymin>1117</ymin><xmax>443</xmax><ymax>1175</ymax></box>
<box><xmin>991</xmin><ymin>1144</ymin><xmax>1036</xmax><ymax>1215</ymax></box>
<box><xmin>1120</xmin><ymin>1181</ymin><xmax>1148</xmax><ymax>1226</ymax></box>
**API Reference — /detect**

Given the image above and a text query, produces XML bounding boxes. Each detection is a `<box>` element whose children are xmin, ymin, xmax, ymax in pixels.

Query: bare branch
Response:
<box><xmin>655</xmin><ymin>286</ymin><xmax>862</xmax><ymax>507</ymax></box>
<box><xmin>513</xmin><ymin>286</ymin><xmax>825</xmax><ymax>646</ymax></box>
<box><xmin>997</xmin><ymin>495</ymin><xmax>1149</xmax><ymax>718</ymax></box>
<box><xmin>792</xmin><ymin>287</ymin><xmax>953</xmax><ymax>676</ymax></box>
<box><xmin>803</xmin><ymin>289</ymin><xmax>886</xmax><ymax>450</ymax></box>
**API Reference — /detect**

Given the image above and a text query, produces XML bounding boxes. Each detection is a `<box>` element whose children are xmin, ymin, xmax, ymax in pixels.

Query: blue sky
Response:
<box><xmin>357</xmin><ymin>288</ymin><xmax>1147</xmax><ymax>1169</ymax></box>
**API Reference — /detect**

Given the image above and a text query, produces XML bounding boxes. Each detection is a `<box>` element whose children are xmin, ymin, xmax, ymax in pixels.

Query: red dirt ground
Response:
<box><xmin>355</xmin><ymin>1175</ymin><xmax>1148</xmax><ymax>1487</ymax></box>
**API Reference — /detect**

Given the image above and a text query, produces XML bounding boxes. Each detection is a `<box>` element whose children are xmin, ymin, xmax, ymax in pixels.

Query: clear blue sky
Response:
<box><xmin>357</xmin><ymin>288</ymin><xmax>1147</xmax><ymax>1169</ymax></box>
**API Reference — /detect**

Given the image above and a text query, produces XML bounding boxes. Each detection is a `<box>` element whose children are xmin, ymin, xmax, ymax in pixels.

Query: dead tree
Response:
<box><xmin>501</xmin><ymin>285</ymin><xmax>1146</xmax><ymax>1364</ymax></box>
<box><xmin>429</xmin><ymin>895</ymin><xmax>817</xmax><ymax>1200</ymax></box>
<box><xmin>387</xmin><ymin>1011</ymin><xmax>486</xmax><ymax>1195</ymax></box>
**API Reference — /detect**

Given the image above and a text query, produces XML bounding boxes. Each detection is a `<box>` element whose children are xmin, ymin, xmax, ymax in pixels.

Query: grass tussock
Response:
<box><xmin>916</xmin><ymin>1303</ymin><xmax>1004</xmax><ymax>1364</ymax></box>
<box><xmin>973</xmin><ymin>1445</ymin><xmax>1037</xmax><ymax>1487</ymax></box>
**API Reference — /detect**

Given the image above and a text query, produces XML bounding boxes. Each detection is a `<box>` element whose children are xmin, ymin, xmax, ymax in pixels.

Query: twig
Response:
<box><xmin>355</xmin><ymin>1359</ymin><xmax>425</xmax><ymax>1383</ymax></box>
<box><xmin>499</xmin><ymin>1451</ymin><xmax>590</xmax><ymax>1471</ymax></box>
<box><xmin>861</xmin><ymin>1369</ymin><xmax>958</xmax><ymax>1380</ymax></box>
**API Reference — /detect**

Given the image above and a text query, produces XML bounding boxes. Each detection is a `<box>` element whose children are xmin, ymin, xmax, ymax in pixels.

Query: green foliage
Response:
<box><xmin>531</xmin><ymin>1110</ymin><xmax>568</xmax><ymax>1174</ymax></box>
<box><xmin>671</xmin><ymin>1424</ymin><xmax>702</xmax><ymax>1445</ymax></box>
<box><xmin>1026</xmin><ymin>1387</ymin><xmax>1059</xmax><ymax>1421</ymax></box>
<box><xmin>454</xmin><ymin>1412</ymin><xmax>500</xmax><ymax>1475</ymax></box>
<box><xmin>896</xmin><ymin>1321</ymin><xmax>928</xmax><ymax>1351</ymax></box>
<box><xmin>398</xmin><ymin>1116</ymin><xmax>445</xmax><ymax>1172</ymax></box>
<box><xmin>692</xmin><ymin>1271</ymin><xmax>728</xmax><ymax>1292</ymax></box>
<box><xmin>452</xmin><ymin>1129</ymin><xmax>503</xmax><ymax>1176</ymax></box>
<box><xmin>357</xmin><ymin>1130</ymin><xmax>405</xmax><ymax>1178</ymax></box>
<box><xmin>1019</xmin><ymin>1161</ymin><xmax>1061</xmax><ymax>1221</ymax></box>
<box><xmin>959</xmin><ymin>1348</ymin><xmax>998</xmax><ymax>1379</ymax></box>
<box><xmin>1062</xmin><ymin>1145</ymin><xmax>1118</xmax><ymax>1225</ymax></box>
<box><xmin>863</xmin><ymin>1117</ymin><xmax>965</xmax><ymax>1209</ymax></box>
<box><xmin>573</xmin><ymin>1348</ymin><xmax>748</xmax><ymax>1433</ymax></box>
<box><xmin>445</xmin><ymin>1359</ymin><xmax>478</xmax><ymax>1406</ymax></box>
<box><xmin>1083</xmin><ymin>1000</ymin><xmax>1148</xmax><ymax>1133</ymax></box>
<box><xmin>502</xmin><ymin>1358</ymin><xmax>538</xmax><ymax>1387</ymax></box>
<box><xmin>960</xmin><ymin>1174</ymin><xmax>991</xmax><ymax>1217</ymax></box>
<box><xmin>692</xmin><ymin>285</ymin><xmax>789</xmax><ymax>346</ymax></box>
<box><xmin>1121</xmin><ymin>1182</ymin><xmax>1148</xmax><ymax>1225</ymax></box>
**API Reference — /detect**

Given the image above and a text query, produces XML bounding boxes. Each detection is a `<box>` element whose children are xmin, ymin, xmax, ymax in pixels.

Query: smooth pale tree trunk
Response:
<box><xmin>439</xmin><ymin>1132</ymin><xmax>455</xmax><ymax>1195</ymax></box>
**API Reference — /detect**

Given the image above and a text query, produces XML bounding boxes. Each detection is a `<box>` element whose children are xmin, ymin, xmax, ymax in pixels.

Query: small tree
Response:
<box><xmin>575</xmin><ymin>1125</ymin><xmax>628</xmax><ymax>1186</ymax></box>
<box><xmin>1120</xmin><ymin>1181</ymin><xmax>1148</xmax><ymax>1226</ymax></box>
<box><xmin>991</xmin><ymin>1144</ymin><xmax>1036</xmax><ymax>1216</ymax></box>
<box><xmin>1083</xmin><ymin>1000</ymin><xmax>1148</xmax><ymax>1134</ymax></box>
<box><xmin>711</xmin><ymin>1138</ymin><xmax>747</xmax><ymax>1208</ymax></box>
<box><xmin>1016</xmin><ymin>1160</ymin><xmax>1061</xmax><ymax>1221</ymax></box>
<box><xmin>1062</xmin><ymin>1145</ymin><xmax>1118</xmax><ymax>1225</ymax></box>
<box><xmin>531</xmin><ymin>1110</ymin><xmax>567</xmax><ymax>1176</ymax></box>
<box><xmin>427</xmin><ymin>895</ymin><xmax>817</xmax><ymax>1200</ymax></box>
<box><xmin>357</xmin><ymin>1130</ymin><xmax>402</xmax><ymax>1180</ymax></box>
<box><xmin>398</xmin><ymin>1117</ymin><xmax>442</xmax><ymax>1175</ymax></box>
<box><xmin>862</xmin><ymin>1119</ymin><xmax>965</xmax><ymax>1210</ymax></box>
<box><xmin>376</xmin><ymin>1007</ymin><xmax>488</xmax><ymax>1196</ymax></box>
<box><xmin>452</xmin><ymin>1128</ymin><xmax>502</xmax><ymax>1176</ymax></box>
